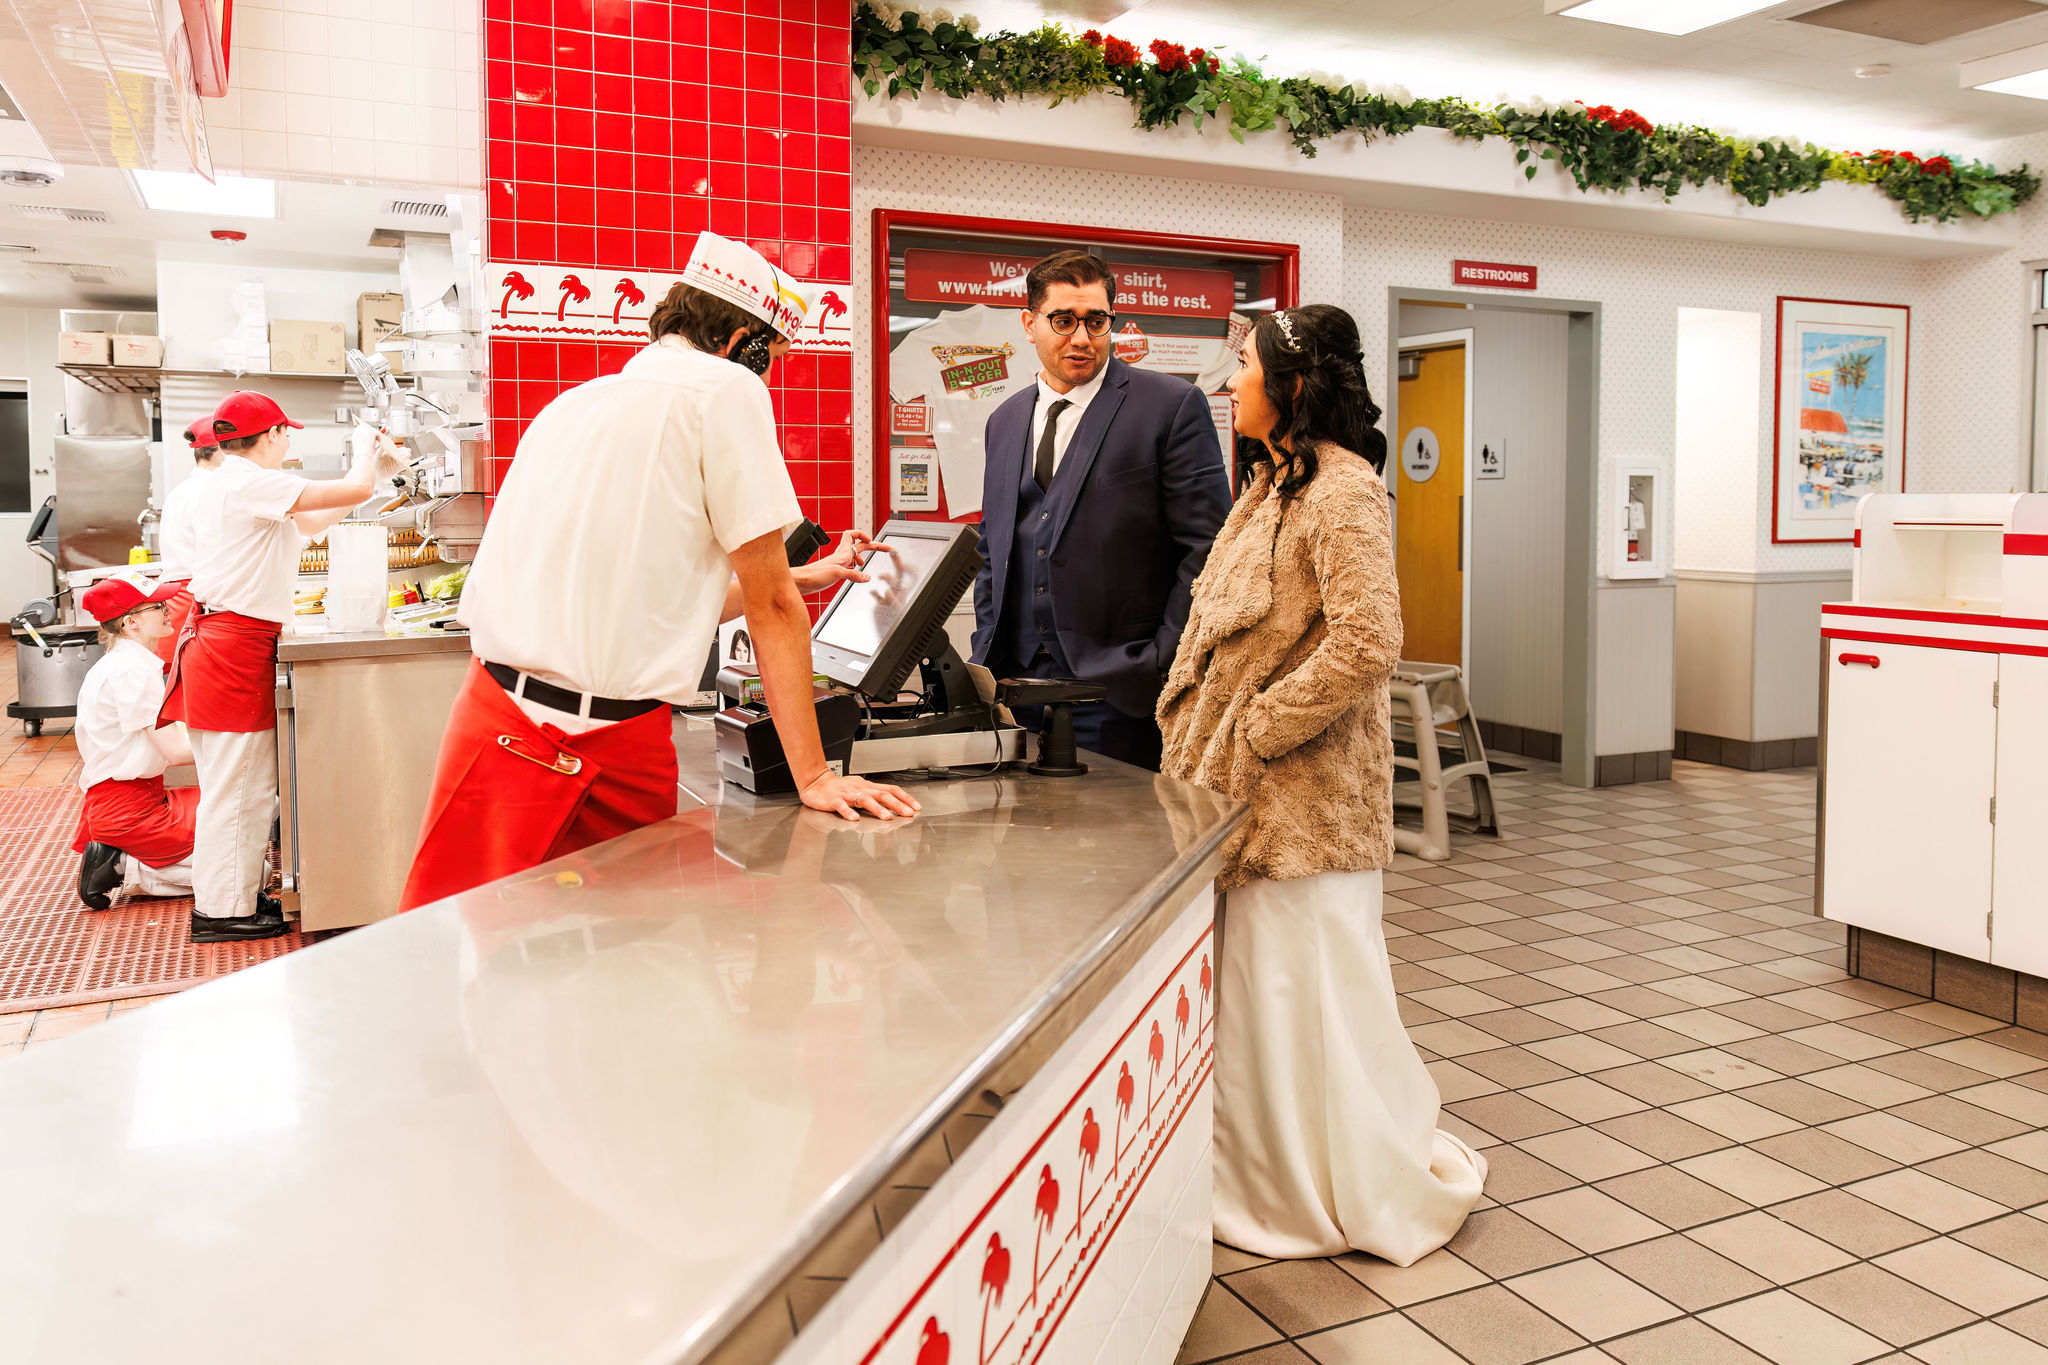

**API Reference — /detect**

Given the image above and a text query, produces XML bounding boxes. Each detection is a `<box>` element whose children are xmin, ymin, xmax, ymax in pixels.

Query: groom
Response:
<box><xmin>971</xmin><ymin>249</ymin><xmax>1231</xmax><ymax>770</ymax></box>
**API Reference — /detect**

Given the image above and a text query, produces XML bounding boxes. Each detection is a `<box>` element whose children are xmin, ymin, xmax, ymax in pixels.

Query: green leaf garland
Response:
<box><xmin>851</xmin><ymin>3</ymin><xmax>2040</xmax><ymax>226</ymax></box>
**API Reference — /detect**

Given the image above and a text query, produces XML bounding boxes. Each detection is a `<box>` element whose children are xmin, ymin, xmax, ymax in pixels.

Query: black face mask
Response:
<box><xmin>731</xmin><ymin>331</ymin><xmax>774</xmax><ymax>375</ymax></box>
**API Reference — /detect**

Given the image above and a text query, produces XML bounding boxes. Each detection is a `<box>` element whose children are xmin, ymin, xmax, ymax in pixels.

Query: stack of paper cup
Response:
<box><xmin>325</xmin><ymin>522</ymin><xmax>389</xmax><ymax>632</ymax></box>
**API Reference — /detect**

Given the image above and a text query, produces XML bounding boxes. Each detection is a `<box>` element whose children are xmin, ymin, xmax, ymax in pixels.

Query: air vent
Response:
<box><xmin>0</xmin><ymin>243</ymin><xmax>34</xmax><ymax>254</ymax></box>
<box><xmin>1791</xmin><ymin>0</ymin><xmax>2043</xmax><ymax>45</ymax></box>
<box><xmin>385</xmin><ymin>199</ymin><xmax>448</xmax><ymax>219</ymax></box>
<box><xmin>22</xmin><ymin>261</ymin><xmax>122</xmax><ymax>282</ymax></box>
<box><xmin>13</xmin><ymin>204</ymin><xmax>110</xmax><ymax>225</ymax></box>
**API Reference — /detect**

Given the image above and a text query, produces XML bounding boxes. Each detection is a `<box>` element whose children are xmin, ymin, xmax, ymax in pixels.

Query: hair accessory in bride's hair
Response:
<box><xmin>1272</xmin><ymin>309</ymin><xmax>1302</xmax><ymax>353</ymax></box>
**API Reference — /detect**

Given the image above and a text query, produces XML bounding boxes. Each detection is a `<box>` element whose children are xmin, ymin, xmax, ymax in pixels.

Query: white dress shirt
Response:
<box><xmin>157</xmin><ymin>461</ymin><xmax>217</xmax><ymax>583</ymax></box>
<box><xmin>75</xmin><ymin>639</ymin><xmax>172</xmax><ymax>788</ymax></box>
<box><xmin>459</xmin><ymin>336</ymin><xmax>803</xmax><ymax>706</ymax></box>
<box><xmin>1028</xmin><ymin>365</ymin><xmax>1109</xmax><ymax>481</ymax></box>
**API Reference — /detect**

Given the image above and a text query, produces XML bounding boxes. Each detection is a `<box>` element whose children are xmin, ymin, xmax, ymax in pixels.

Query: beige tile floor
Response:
<box><xmin>1180</xmin><ymin>758</ymin><xmax>2048</xmax><ymax>1365</ymax></box>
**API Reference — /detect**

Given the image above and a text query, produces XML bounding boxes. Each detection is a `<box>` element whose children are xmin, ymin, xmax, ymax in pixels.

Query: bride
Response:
<box><xmin>1157</xmin><ymin>303</ymin><xmax>1485</xmax><ymax>1265</ymax></box>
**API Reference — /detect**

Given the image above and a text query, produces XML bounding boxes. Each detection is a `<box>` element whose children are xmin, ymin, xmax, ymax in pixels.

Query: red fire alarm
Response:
<box><xmin>211</xmin><ymin>229</ymin><xmax>247</xmax><ymax>242</ymax></box>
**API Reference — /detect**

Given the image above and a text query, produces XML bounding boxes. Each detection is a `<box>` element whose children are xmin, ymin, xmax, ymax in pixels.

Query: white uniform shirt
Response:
<box><xmin>75</xmin><ymin>639</ymin><xmax>172</xmax><ymax>788</ymax></box>
<box><xmin>1028</xmin><ymin>365</ymin><xmax>1108</xmax><ymax>480</ymax></box>
<box><xmin>157</xmin><ymin>461</ymin><xmax>217</xmax><ymax>583</ymax></box>
<box><xmin>185</xmin><ymin>455</ymin><xmax>309</xmax><ymax>624</ymax></box>
<box><xmin>460</xmin><ymin>336</ymin><xmax>803</xmax><ymax>705</ymax></box>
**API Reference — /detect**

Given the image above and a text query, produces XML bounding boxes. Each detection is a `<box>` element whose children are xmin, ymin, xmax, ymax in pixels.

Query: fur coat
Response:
<box><xmin>1157</xmin><ymin>448</ymin><xmax>1402</xmax><ymax>890</ymax></box>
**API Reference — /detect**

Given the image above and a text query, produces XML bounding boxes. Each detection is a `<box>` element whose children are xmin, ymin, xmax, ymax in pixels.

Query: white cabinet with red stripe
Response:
<box><xmin>1820</xmin><ymin>493</ymin><xmax>2048</xmax><ymax>973</ymax></box>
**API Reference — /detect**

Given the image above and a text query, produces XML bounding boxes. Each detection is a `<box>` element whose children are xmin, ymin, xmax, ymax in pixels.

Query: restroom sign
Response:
<box><xmin>1454</xmin><ymin>259</ymin><xmax>1537</xmax><ymax>290</ymax></box>
<box><xmin>1404</xmin><ymin>428</ymin><xmax>1441</xmax><ymax>483</ymax></box>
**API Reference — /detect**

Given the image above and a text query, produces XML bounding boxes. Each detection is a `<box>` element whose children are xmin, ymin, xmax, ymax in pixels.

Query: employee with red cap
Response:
<box><xmin>73</xmin><ymin>573</ymin><xmax>201</xmax><ymax>908</ymax></box>
<box><xmin>150</xmin><ymin>412</ymin><xmax>224</xmax><ymax>668</ymax></box>
<box><xmin>162</xmin><ymin>389</ymin><xmax>398</xmax><ymax>942</ymax></box>
<box><xmin>401</xmin><ymin>232</ymin><xmax>919</xmax><ymax>911</ymax></box>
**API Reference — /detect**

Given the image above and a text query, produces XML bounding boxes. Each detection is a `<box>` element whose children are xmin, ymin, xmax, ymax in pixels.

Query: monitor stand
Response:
<box><xmin>847</xmin><ymin>640</ymin><xmax>1027</xmax><ymax>773</ymax></box>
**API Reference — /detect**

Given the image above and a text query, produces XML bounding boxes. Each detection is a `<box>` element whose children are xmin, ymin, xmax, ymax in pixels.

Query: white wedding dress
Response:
<box><xmin>1212</xmin><ymin>867</ymin><xmax>1487</xmax><ymax>1266</ymax></box>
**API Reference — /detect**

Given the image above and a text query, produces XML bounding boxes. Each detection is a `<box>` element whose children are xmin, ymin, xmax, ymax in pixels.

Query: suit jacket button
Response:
<box><xmin>1041</xmin><ymin>512</ymin><xmax>1049</xmax><ymax>520</ymax></box>
<box><xmin>1037</xmin><ymin>549</ymin><xmax>1045</xmax><ymax>557</ymax></box>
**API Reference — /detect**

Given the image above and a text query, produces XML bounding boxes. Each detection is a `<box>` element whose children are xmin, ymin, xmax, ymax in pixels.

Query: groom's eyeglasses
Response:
<box><xmin>1039</xmin><ymin>310</ymin><xmax>1116</xmax><ymax>337</ymax></box>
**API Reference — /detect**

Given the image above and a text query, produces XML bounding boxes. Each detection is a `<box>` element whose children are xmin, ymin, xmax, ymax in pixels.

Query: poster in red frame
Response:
<box><xmin>872</xmin><ymin>210</ymin><xmax>1300</xmax><ymax>530</ymax></box>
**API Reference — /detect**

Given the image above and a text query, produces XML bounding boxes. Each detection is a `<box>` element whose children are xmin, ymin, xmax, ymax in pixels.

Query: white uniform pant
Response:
<box><xmin>121</xmin><ymin>855</ymin><xmax>193</xmax><ymax>898</ymax></box>
<box><xmin>188</xmin><ymin>726</ymin><xmax>277</xmax><ymax>920</ymax></box>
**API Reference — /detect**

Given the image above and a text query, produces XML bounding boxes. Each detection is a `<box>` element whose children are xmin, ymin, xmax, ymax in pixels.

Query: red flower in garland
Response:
<box><xmin>1081</xmin><ymin>29</ymin><xmax>1102</xmax><ymax>46</ymax></box>
<box><xmin>1576</xmin><ymin>102</ymin><xmax>1651</xmax><ymax>136</ymax></box>
<box><xmin>1103</xmin><ymin>35</ymin><xmax>1139</xmax><ymax>68</ymax></box>
<box><xmin>1924</xmin><ymin>155</ymin><xmax>1954</xmax><ymax>177</ymax></box>
<box><xmin>1149</xmin><ymin>38</ymin><xmax>1191</xmax><ymax>73</ymax></box>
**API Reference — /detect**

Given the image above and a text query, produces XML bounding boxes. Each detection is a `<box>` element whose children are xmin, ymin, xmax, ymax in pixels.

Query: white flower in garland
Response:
<box><xmin>931</xmin><ymin>6</ymin><xmax>954</xmax><ymax>25</ymax></box>
<box><xmin>958</xmin><ymin>12</ymin><xmax>978</xmax><ymax>33</ymax></box>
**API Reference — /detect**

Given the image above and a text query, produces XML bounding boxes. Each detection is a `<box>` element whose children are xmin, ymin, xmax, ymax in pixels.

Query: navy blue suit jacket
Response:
<box><xmin>971</xmin><ymin>358</ymin><xmax>1232</xmax><ymax>718</ymax></box>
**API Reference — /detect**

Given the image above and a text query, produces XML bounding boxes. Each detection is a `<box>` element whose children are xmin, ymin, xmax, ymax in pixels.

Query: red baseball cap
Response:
<box><xmin>211</xmin><ymin>390</ymin><xmax>304</xmax><ymax>441</ymax></box>
<box><xmin>182</xmin><ymin>417</ymin><xmax>220</xmax><ymax>449</ymax></box>
<box><xmin>81</xmin><ymin>574</ymin><xmax>182</xmax><ymax>626</ymax></box>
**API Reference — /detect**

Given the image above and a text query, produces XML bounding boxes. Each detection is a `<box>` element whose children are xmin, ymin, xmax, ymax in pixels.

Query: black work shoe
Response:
<box><xmin>78</xmin><ymin>843</ymin><xmax>124</xmax><ymax>911</ymax></box>
<box><xmin>190</xmin><ymin>900</ymin><xmax>291</xmax><ymax>944</ymax></box>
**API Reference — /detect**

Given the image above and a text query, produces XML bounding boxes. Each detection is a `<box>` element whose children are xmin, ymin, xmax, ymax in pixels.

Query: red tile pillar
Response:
<box><xmin>481</xmin><ymin>0</ymin><xmax>854</xmax><ymax>533</ymax></box>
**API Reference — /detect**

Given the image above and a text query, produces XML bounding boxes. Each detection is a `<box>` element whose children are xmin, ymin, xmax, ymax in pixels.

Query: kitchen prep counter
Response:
<box><xmin>274</xmin><ymin>622</ymin><xmax>473</xmax><ymax>929</ymax></box>
<box><xmin>0</xmin><ymin>726</ymin><xmax>1244</xmax><ymax>1365</ymax></box>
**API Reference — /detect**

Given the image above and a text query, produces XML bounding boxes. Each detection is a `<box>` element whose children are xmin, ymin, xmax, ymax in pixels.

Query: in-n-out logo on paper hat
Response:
<box><xmin>680</xmin><ymin>231</ymin><xmax>819</xmax><ymax>339</ymax></box>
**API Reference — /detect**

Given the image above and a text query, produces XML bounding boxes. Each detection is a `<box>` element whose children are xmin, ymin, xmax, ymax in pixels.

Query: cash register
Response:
<box><xmin>712</xmin><ymin>520</ymin><xmax>1106</xmax><ymax>792</ymax></box>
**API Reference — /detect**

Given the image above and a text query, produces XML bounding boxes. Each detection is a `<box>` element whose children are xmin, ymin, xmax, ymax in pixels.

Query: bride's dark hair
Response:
<box><xmin>1236</xmin><ymin>304</ymin><xmax>1387</xmax><ymax>496</ymax></box>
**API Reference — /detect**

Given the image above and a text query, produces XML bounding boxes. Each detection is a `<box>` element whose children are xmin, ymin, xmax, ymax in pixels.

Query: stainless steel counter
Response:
<box><xmin>277</xmin><ymin>624</ymin><xmax>474</xmax><ymax>661</ymax></box>
<box><xmin>0</xmin><ymin>730</ymin><xmax>1243</xmax><ymax>1365</ymax></box>
<box><xmin>274</xmin><ymin>624</ymin><xmax>474</xmax><ymax>929</ymax></box>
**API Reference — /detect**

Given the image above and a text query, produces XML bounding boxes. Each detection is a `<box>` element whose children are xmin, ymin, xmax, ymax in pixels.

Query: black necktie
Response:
<box><xmin>1034</xmin><ymin>398</ymin><xmax>1072</xmax><ymax>491</ymax></box>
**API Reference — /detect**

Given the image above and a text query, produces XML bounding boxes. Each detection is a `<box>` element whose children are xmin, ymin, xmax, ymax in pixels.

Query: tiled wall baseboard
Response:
<box><xmin>1476</xmin><ymin>720</ymin><xmax>1561</xmax><ymax>764</ymax></box>
<box><xmin>1595</xmin><ymin>749</ymin><xmax>1672</xmax><ymax>787</ymax></box>
<box><xmin>1675</xmin><ymin>730</ymin><xmax>1818</xmax><ymax>772</ymax></box>
<box><xmin>1849</xmin><ymin>926</ymin><xmax>2048</xmax><ymax>1031</ymax></box>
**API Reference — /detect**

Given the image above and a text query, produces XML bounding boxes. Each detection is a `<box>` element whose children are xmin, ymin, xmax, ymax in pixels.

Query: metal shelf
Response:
<box><xmin>57</xmin><ymin>364</ymin><xmax>359</xmax><ymax>397</ymax></box>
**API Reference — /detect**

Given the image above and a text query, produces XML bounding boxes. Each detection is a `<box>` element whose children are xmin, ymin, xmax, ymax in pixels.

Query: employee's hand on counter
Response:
<box><xmin>799</xmin><ymin>770</ymin><xmax>922</xmax><ymax>822</ymax></box>
<box><xmin>794</xmin><ymin>530</ymin><xmax>898</xmax><ymax>594</ymax></box>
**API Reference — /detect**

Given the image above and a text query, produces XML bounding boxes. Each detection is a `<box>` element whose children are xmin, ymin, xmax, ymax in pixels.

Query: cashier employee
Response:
<box><xmin>152</xmin><ymin>412</ymin><xmax>224</xmax><ymax>668</ymax></box>
<box><xmin>400</xmin><ymin>231</ymin><xmax>918</xmax><ymax>912</ymax></box>
<box><xmin>160</xmin><ymin>391</ymin><xmax>398</xmax><ymax>943</ymax></box>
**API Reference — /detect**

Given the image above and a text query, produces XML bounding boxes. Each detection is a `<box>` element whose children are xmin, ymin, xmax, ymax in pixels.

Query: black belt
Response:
<box><xmin>482</xmin><ymin>660</ymin><xmax>664</xmax><ymax>722</ymax></box>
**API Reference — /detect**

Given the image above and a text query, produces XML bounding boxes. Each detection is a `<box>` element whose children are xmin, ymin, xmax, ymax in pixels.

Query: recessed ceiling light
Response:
<box><xmin>1856</xmin><ymin>63</ymin><xmax>1892</xmax><ymax>79</ymax></box>
<box><xmin>1965</xmin><ymin>41</ymin><xmax>2048</xmax><ymax>101</ymax></box>
<box><xmin>127</xmin><ymin>170</ymin><xmax>277</xmax><ymax>218</ymax></box>
<box><xmin>1545</xmin><ymin>0</ymin><xmax>1784</xmax><ymax>36</ymax></box>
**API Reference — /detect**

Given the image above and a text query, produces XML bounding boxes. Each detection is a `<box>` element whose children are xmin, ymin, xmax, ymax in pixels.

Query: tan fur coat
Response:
<box><xmin>1157</xmin><ymin>448</ymin><xmax>1402</xmax><ymax>890</ymax></box>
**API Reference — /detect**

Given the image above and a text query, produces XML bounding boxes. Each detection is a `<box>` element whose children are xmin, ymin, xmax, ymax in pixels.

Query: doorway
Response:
<box><xmin>1394</xmin><ymin>329</ymin><xmax>1472</xmax><ymax>669</ymax></box>
<box><xmin>1386</xmin><ymin>288</ymin><xmax>1602</xmax><ymax>787</ymax></box>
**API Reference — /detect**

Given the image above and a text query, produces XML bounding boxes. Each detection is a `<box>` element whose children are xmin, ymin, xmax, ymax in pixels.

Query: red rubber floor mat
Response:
<box><xmin>0</xmin><ymin>785</ymin><xmax>311</xmax><ymax>1011</ymax></box>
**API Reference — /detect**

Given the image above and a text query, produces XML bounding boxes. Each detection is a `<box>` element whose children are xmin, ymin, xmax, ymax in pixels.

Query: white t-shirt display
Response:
<box><xmin>185</xmin><ymin>455</ymin><xmax>310</xmax><ymax>625</ymax></box>
<box><xmin>75</xmin><ymin>639</ymin><xmax>173</xmax><ymax>788</ymax></box>
<box><xmin>887</xmin><ymin>305</ymin><xmax>1037</xmax><ymax>517</ymax></box>
<box><xmin>157</xmin><ymin>461</ymin><xmax>217</xmax><ymax>583</ymax></box>
<box><xmin>460</xmin><ymin>336</ymin><xmax>803</xmax><ymax>705</ymax></box>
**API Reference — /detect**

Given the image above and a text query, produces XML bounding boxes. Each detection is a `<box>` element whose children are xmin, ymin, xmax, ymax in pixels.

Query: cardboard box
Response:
<box><xmin>58</xmin><ymin>332</ymin><xmax>109</xmax><ymax>365</ymax></box>
<box><xmin>269</xmin><ymin>320</ymin><xmax>347</xmax><ymax>374</ymax></box>
<box><xmin>357</xmin><ymin>292</ymin><xmax>405</xmax><ymax>375</ymax></box>
<box><xmin>110</xmin><ymin>334</ymin><xmax>164</xmax><ymax>368</ymax></box>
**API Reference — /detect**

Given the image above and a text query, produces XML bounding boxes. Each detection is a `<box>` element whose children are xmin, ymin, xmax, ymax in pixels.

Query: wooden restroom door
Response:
<box><xmin>1395</xmin><ymin>341</ymin><xmax>1467</xmax><ymax>667</ymax></box>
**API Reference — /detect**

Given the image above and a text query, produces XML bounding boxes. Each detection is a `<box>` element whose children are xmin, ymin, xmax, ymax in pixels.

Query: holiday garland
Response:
<box><xmin>851</xmin><ymin>3</ymin><xmax>2040</xmax><ymax>226</ymax></box>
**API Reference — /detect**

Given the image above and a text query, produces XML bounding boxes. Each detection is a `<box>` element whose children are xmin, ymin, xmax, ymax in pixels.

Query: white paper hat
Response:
<box><xmin>680</xmin><ymin>231</ymin><xmax>818</xmax><ymax>339</ymax></box>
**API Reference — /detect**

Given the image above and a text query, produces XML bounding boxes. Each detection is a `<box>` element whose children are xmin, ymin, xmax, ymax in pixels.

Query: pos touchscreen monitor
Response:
<box><xmin>811</xmin><ymin>520</ymin><xmax>983</xmax><ymax>700</ymax></box>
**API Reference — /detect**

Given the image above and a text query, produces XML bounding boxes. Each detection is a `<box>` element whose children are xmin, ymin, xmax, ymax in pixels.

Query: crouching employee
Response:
<box><xmin>160</xmin><ymin>391</ymin><xmax>395</xmax><ymax>943</ymax></box>
<box><xmin>401</xmin><ymin>231</ymin><xmax>919</xmax><ymax>912</ymax></box>
<box><xmin>74</xmin><ymin>575</ymin><xmax>200</xmax><ymax>909</ymax></box>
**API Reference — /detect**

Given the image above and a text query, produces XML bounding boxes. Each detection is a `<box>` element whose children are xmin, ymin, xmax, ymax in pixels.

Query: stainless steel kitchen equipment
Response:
<box><xmin>51</xmin><ymin>434</ymin><xmax>150</xmax><ymax>573</ymax></box>
<box><xmin>7</xmin><ymin>621</ymin><xmax>102</xmax><ymax>737</ymax></box>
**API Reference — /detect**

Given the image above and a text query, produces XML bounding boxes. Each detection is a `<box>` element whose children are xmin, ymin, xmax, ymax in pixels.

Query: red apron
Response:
<box><xmin>159</xmin><ymin>609</ymin><xmax>281</xmax><ymax>733</ymax></box>
<box><xmin>399</xmin><ymin>659</ymin><xmax>678</xmax><ymax>911</ymax></box>
<box><xmin>154</xmin><ymin>585</ymin><xmax>196</xmax><ymax>670</ymax></box>
<box><xmin>70</xmin><ymin>776</ymin><xmax>200</xmax><ymax>868</ymax></box>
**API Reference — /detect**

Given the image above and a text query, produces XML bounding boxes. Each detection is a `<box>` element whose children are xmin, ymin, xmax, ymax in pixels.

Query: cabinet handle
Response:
<box><xmin>1839</xmin><ymin>653</ymin><xmax>1881</xmax><ymax>669</ymax></box>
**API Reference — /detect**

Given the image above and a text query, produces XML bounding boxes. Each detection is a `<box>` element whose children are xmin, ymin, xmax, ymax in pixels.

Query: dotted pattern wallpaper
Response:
<box><xmin>851</xmin><ymin>146</ymin><xmax>1345</xmax><ymax>522</ymax></box>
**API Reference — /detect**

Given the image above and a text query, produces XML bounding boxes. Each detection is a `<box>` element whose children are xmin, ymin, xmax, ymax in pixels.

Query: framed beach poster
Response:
<box><xmin>1772</xmin><ymin>296</ymin><xmax>1909</xmax><ymax>543</ymax></box>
